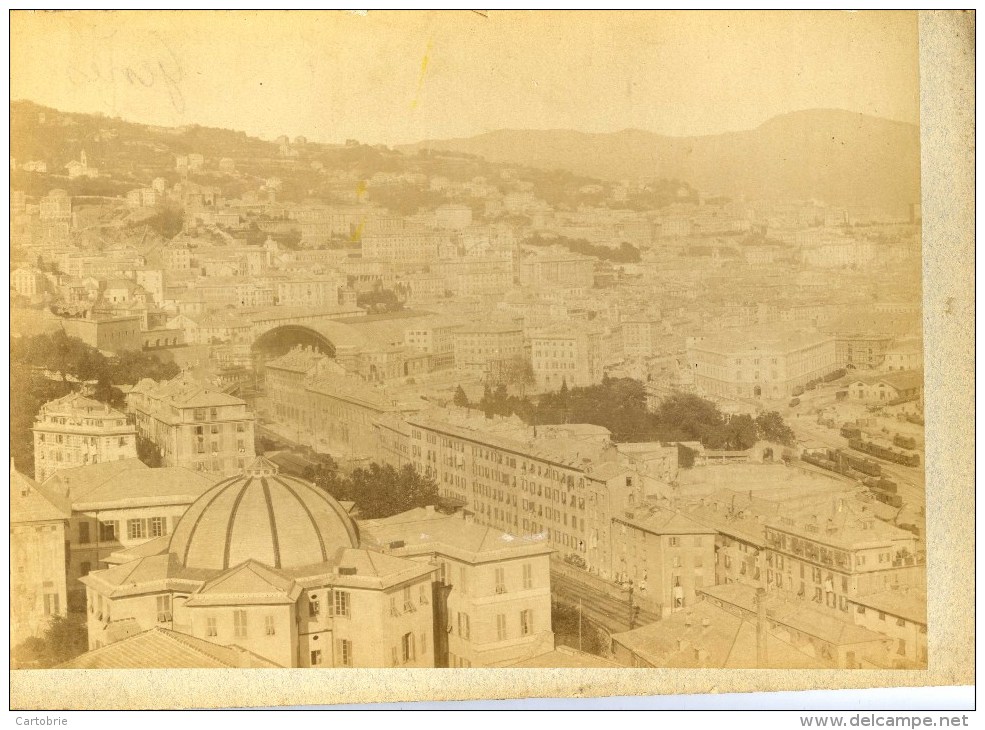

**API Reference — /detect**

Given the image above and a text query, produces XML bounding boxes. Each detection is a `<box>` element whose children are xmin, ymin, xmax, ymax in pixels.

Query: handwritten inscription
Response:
<box><xmin>66</xmin><ymin>31</ymin><xmax>185</xmax><ymax>113</ymax></box>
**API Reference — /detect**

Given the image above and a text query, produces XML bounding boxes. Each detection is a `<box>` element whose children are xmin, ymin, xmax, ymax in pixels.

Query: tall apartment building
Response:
<box><xmin>620</xmin><ymin>316</ymin><xmax>663</xmax><ymax>359</ymax></box>
<box><xmin>834</xmin><ymin>334</ymin><xmax>893</xmax><ymax>371</ymax></box>
<box><xmin>126</xmin><ymin>374</ymin><xmax>256</xmax><ymax>475</ymax></box>
<box><xmin>611</xmin><ymin>507</ymin><xmax>717</xmax><ymax>617</ymax></box>
<box><xmin>431</xmin><ymin>257</ymin><xmax>514</xmax><ymax>297</ymax></box>
<box><xmin>529</xmin><ymin>325</ymin><xmax>605</xmax><ymax>390</ymax></box>
<box><xmin>10</xmin><ymin>266</ymin><xmax>47</xmax><ymax>299</ymax></box>
<box><xmin>377</xmin><ymin>408</ymin><xmax>642</xmax><ymax>577</ymax></box>
<box><xmin>762</xmin><ymin>505</ymin><xmax>923</xmax><ymax>616</ymax></box>
<box><xmin>361</xmin><ymin>227</ymin><xmax>451</xmax><ymax>262</ymax></box>
<box><xmin>452</xmin><ymin>322</ymin><xmax>525</xmax><ymax>375</ymax></box>
<box><xmin>274</xmin><ymin>276</ymin><xmax>345</xmax><ymax>308</ymax></box>
<box><xmin>402</xmin><ymin>316</ymin><xmax>463</xmax><ymax>370</ymax></box>
<box><xmin>362</xmin><ymin>507</ymin><xmax>554</xmax><ymax>667</ymax></box>
<box><xmin>33</xmin><ymin>393</ymin><xmax>138</xmax><ymax>483</ymax></box>
<box><xmin>518</xmin><ymin>249</ymin><xmax>595</xmax><ymax>290</ymax></box>
<box><xmin>687</xmin><ymin>328</ymin><xmax>837</xmax><ymax>399</ymax></box>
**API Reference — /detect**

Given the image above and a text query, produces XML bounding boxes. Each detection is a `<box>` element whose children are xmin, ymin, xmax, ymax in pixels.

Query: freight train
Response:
<box><xmin>801</xmin><ymin>448</ymin><xmax>903</xmax><ymax>508</ymax></box>
<box><xmin>839</xmin><ymin>425</ymin><xmax>921</xmax><ymax>467</ymax></box>
<box><xmin>848</xmin><ymin>438</ymin><xmax>921</xmax><ymax>468</ymax></box>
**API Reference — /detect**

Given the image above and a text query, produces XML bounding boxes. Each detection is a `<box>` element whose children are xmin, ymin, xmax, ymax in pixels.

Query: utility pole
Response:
<box><xmin>578</xmin><ymin>598</ymin><xmax>583</xmax><ymax>651</ymax></box>
<box><xmin>756</xmin><ymin>587</ymin><xmax>768</xmax><ymax>668</ymax></box>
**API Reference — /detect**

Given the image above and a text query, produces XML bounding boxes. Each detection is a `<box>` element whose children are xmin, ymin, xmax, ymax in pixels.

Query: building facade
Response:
<box><xmin>688</xmin><ymin>329</ymin><xmax>837</xmax><ymax>400</ymax></box>
<box><xmin>126</xmin><ymin>375</ymin><xmax>256</xmax><ymax>475</ymax></box>
<box><xmin>33</xmin><ymin>393</ymin><xmax>137</xmax><ymax>483</ymax></box>
<box><xmin>11</xmin><ymin>464</ymin><xmax>71</xmax><ymax>648</ymax></box>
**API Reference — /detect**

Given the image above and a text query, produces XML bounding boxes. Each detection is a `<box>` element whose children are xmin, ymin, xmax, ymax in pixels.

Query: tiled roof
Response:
<box><xmin>10</xmin><ymin>464</ymin><xmax>71</xmax><ymax>523</ymax></box>
<box><xmin>186</xmin><ymin>560</ymin><xmax>301</xmax><ymax>606</ymax></box>
<box><xmin>43</xmin><ymin>458</ymin><xmax>149</xmax><ymax>500</ymax></box>
<box><xmin>69</xmin><ymin>466</ymin><xmax>215</xmax><ymax>509</ymax></box>
<box><xmin>37</xmin><ymin>392</ymin><xmax>124</xmax><ymax>418</ymax></box>
<box><xmin>361</xmin><ymin>510</ymin><xmax>552</xmax><ymax>564</ymax></box>
<box><xmin>57</xmin><ymin>628</ymin><xmax>278</xmax><ymax>669</ymax></box>
<box><xmin>849</xmin><ymin>370</ymin><xmax>924</xmax><ymax>391</ymax></box>
<box><xmin>700</xmin><ymin>583</ymin><xmax>889</xmax><ymax>646</ymax></box>
<box><xmin>615</xmin><ymin>506</ymin><xmax>717</xmax><ymax>536</ymax></box>
<box><xmin>104</xmin><ymin>535</ymin><xmax>171</xmax><ymax>565</ymax></box>
<box><xmin>852</xmin><ymin>586</ymin><xmax>927</xmax><ymax>625</ymax></box>
<box><xmin>507</xmin><ymin>646</ymin><xmax>622</xmax><ymax>668</ymax></box>
<box><xmin>611</xmin><ymin>600</ymin><xmax>827</xmax><ymax>669</ymax></box>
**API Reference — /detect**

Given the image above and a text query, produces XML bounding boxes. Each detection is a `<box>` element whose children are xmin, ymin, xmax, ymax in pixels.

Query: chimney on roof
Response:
<box><xmin>702</xmin><ymin>617</ymin><xmax>710</xmax><ymax>629</ymax></box>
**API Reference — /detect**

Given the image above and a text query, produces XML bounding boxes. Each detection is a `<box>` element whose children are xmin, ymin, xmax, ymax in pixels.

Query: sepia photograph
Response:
<box><xmin>6</xmin><ymin>8</ymin><xmax>975</xmax><ymax>714</ymax></box>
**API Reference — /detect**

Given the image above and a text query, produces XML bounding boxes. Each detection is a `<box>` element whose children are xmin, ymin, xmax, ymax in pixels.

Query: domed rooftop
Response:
<box><xmin>169</xmin><ymin>457</ymin><xmax>359</xmax><ymax>571</ymax></box>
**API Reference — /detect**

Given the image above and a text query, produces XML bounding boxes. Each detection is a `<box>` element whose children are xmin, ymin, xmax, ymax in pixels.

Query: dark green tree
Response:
<box><xmin>755</xmin><ymin>410</ymin><xmax>796</xmax><ymax>445</ymax></box>
<box><xmin>11</xmin><ymin>614</ymin><xmax>89</xmax><ymax>669</ymax></box>
<box><xmin>453</xmin><ymin>385</ymin><xmax>470</xmax><ymax>408</ymax></box>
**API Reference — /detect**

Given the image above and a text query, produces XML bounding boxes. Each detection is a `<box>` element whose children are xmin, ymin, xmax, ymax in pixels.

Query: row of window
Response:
<box><xmin>38</xmin><ymin>434</ymin><xmax>131</xmax><ymax>446</ymax></box>
<box><xmin>78</xmin><ymin>516</ymin><xmax>168</xmax><ymax>544</ymax></box>
<box><xmin>454</xmin><ymin>609</ymin><xmax>535</xmax><ymax>641</ymax></box>
<box><xmin>307</xmin><ymin>590</ymin><xmax>351</xmax><ymax>618</ymax></box>
<box><xmin>389</xmin><ymin>585</ymin><xmax>429</xmax><ymax>615</ymax></box>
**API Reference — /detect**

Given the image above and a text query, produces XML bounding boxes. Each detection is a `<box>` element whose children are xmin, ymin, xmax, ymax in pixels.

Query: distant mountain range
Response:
<box><xmin>398</xmin><ymin>109</ymin><xmax>920</xmax><ymax>212</ymax></box>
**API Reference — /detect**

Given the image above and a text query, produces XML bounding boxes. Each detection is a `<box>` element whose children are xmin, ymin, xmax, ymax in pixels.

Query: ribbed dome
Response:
<box><xmin>169</xmin><ymin>457</ymin><xmax>358</xmax><ymax>571</ymax></box>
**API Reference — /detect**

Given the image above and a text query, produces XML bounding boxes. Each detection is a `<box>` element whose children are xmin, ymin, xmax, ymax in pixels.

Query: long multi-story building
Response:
<box><xmin>620</xmin><ymin>316</ymin><xmax>663</xmax><ymax>359</ymax></box>
<box><xmin>377</xmin><ymin>408</ymin><xmax>643</xmax><ymax>578</ymax></box>
<box><xmin>33</xmin><ymin>393</ymin><xmax>138</xmax><ymax>483</ymax></box>
<box><xmin>431</xmin><ymin>257</ymin><xmax>514</xmax><ymax>297</ymax></box>
<box><xmin>264</xmin><ymin>347</ymin><xmax>427</xmax><ymax>458</ymax></box>
<box><xmin>518</xmin><ymin>249</ymin><xmax>595</xmax><ymax>290</ymax></box>
<box><xmin>361</xmin><ymin>227</ymin><xmax>451</xmax><ymax>263</ymax></box>
<box><xmin>762</xmin><ymin>506</ymin><xmax>923</xmax><ymax>615</ymax></box>
<box><xmin>687</xmin><ymin>328</ymin><xmax>837</xmax><ymax>400</ymax></box>
<box><xmin>126</xmin><ymin>374</ymin><xmax>256</xmax><ymax>475</ymax></box>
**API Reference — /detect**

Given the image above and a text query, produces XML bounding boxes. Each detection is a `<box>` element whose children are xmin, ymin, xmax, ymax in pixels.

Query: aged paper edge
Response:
<box><xmin>8</xmin><ymin>9</ymin><xmax>975</xmax><ymax>710</ymax></box>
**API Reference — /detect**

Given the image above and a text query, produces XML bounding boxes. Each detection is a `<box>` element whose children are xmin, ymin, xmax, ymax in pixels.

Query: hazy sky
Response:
<box><xmin>11</xmin><ymin>10</ymin><xmax>920</xmax><ymax>146</ymax></box>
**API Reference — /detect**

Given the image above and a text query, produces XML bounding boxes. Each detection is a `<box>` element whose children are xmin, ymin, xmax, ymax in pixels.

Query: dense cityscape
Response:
<box><xmin>10</xmin><ymin>97</ymin><xmax>925</xmax><ymax>672</ymax></box>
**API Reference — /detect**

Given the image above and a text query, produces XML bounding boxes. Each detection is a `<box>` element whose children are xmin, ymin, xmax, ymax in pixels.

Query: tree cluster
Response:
<box><xmin>469</xmin><ymin>378</ymin><xmax>796</xmax><ymax>456</ymax></box>
<box><xmin>11</xmin><ymin>614</ymin><xmax>89</xmax><ymax>669</ymax></box>
<box><xmin>524</xmin><ymin>233</ymin><xmax>641</xmax><ymax>263</ymax></box>
<box><xmin>308</xmin><ymin>460</ymin><xmax>439</xmax><ymax>520</ymax></box>
<box><xmin>356</xmin><ymin>286</ymin><xmax>405</xmax><ymax>314</ymax></box>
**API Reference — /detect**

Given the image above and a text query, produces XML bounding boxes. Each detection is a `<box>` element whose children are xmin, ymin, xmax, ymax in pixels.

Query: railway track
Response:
<box><xmin>551</xmin><ymin>569</ymin><xmax>660</xmax><ymax>635</ymax></box>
